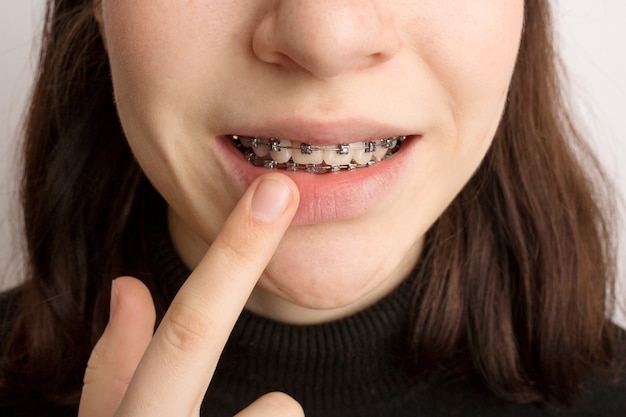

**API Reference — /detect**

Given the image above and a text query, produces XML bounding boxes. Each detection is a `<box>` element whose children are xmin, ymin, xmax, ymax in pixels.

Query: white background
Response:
<box><xmin>0</xmin><ymin>1</ymin><xmax>624</xmax><ymax>324</ymax></box>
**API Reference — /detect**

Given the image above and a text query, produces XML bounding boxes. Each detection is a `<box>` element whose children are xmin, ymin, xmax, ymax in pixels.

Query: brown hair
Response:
<box><xmin>0</xmin><ymin>0</ymin><xmax>621</xmax><ymax>409</ymax></box>
<box><xmin>0</xmin><ymin>0</ymin><xmax>144</xmax><ymax>407</ymax></box>
<box><xmin>411</xmin><ymin>0</ymin><xmax>620</xmax><ymax>404</ymax></box>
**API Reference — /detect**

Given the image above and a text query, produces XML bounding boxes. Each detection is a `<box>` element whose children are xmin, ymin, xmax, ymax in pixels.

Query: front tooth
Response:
<box><xmin>269</xmin><ymin>139</ymin><xmax>292</xmax><ymax>163</ymax></box>
<box><xmin>352</xmin><ymin>143</ymin><xmax>374</xmax><ymax>164</ymax></box>
<box><xmin>323</xmin><ymin>145</ymin><xmax>353</xmax><ymax>165</ymax></box>
<box><xmin>291</xmin><ymin>141</ymin><xmax>324</xmax><ymax>164</ymax></box>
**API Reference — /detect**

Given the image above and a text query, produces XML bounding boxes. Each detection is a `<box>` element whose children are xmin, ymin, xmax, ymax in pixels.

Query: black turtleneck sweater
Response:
<box><xmin>1</xmin><ymin>220</ymin><xmax>625</xmax><ymax>416</ymax></box>
<box><xmin>149</xmin><ymin>228</ymin><xmax>626</xmax><ymax>417</ymax></box>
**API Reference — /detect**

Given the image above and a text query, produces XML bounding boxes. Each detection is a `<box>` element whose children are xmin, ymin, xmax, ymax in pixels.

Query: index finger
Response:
<box><xmin>116</xmin><ymin>173</ymin><xmax>299</xmax><ymax>416</ymax></box>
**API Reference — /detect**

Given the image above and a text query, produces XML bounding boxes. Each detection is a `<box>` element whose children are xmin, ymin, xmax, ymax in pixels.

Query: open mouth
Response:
<box><xmin>227</xmin><ymin>134</ymin><xmax>408</xmax><ymax>174</ymax></box>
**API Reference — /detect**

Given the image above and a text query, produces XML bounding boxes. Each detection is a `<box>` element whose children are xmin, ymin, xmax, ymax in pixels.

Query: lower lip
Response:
<box><xmin>217</xmin><ymin>135</ymin><xmax>422</xmax><ymax>224</ymax></box>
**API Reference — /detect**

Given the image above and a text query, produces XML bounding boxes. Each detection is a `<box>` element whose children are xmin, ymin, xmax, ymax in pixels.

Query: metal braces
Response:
<box><xmin>230</xmin><ymin>134</ymin><xmax>406</xmax><ymax>174</ymax></box>
<box><xmin>230</xmin><ymin>135</ymin><xmax>407</xmax><ymax>154</ymax></box>
<box><xmin>245</xmin><ymin>151</ymin><xmax>379</xmax><ymax>173</ymax></box>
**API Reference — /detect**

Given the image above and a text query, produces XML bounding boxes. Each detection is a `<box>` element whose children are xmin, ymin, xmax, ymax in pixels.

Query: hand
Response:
<box><xmin>78</xmin><ymin>173</ymin><xmax>303</xmax><ymax>417</ymax></box>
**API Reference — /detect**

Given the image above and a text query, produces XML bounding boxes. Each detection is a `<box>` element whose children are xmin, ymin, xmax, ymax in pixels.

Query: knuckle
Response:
<box><xmin>83</xmin><ymin>345</ymin><xmax>132</xmax><ymax>398</ymax></box>
<box><xmin>212</xmin><ymin>236</ymin><xmax>258</xmax><ymax>269</ymax></box>
<box><xmin>83</xmin><ymin>342</ymin><xmax>105</xmax><ymax>385</ymax></box>
<box><xmin>160</xmin><ymin>300</ymin><xmax>216</xmax><ymax>355</ymax></box>
<box><xmin>83</xmin><ymin>363</ymin><xmax>98</xmax><ymax>386</ymax></box>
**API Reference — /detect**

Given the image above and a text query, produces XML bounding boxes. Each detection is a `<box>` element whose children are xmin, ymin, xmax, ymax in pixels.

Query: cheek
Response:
<box><xmin>103</xmin><ymin>3</ymin><xmax>192</xmax><ymax>114</ymax></box>
<box><xmin>395</xmin><ymin>2</ymin><xmax>524</xmax><ymax>229</ymax></box>
<box><xmin>101</xmin><ymin>1</ymin><xmax>238</xmax><ymax>117</ymax></box>
<box><xmin>409</xmin><ymin>1</ymin><xmax>524</xmax><ymax>112</ymax></box>
<box><xmin>432</xmin><ymin>2</ymin><xmax>523</xmax><ymax>163</ymax></box>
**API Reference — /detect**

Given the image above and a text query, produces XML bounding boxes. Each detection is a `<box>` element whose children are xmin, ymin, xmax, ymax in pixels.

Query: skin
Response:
<box><xmin>83</xmin><ymin>1</ymin><xmax>524</xmax><ymax>415</ymax></box>
<box><xmin>80</xmin><ymin>175</ymin><xmax>303</xmax><ymax>416</ymax></box>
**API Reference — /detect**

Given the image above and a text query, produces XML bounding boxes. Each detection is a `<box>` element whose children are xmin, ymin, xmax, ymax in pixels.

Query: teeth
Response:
<box><xmin>372</xmin><ymin>139</ymin><xmax>396</xmax><ymax>161</ymax></box>
<box><xmin>323</xmin><ymin>145</ymin><xmax>353</xmax><ymax>166</ymax></box>
<box><xmin>231</xmin><ymin>135</ymin><xmax>406</xmax><ymax>173</ymax></box>
<box><xmin>247</xmin><ymin>137</ymin><xmax>270</xmax><ymax>157</ymax></box>
<box><xmin>269</xmin><ymin>138</ymin><xmax>292</xmax><ymax>163</ymax></box>
<box><xmin>291</xmin><ymin>141</ymin><xmax>324</xmax><ymax>164</ymax></box>
<box><xmin>252</xmin><ymin>146</ymin><xmax>270</xmax><ymax>157</ymax></box>
<box><xmin>352</xmin><ymin>143</ymin><xmax>375</xmax><ymax>164</ymax></box>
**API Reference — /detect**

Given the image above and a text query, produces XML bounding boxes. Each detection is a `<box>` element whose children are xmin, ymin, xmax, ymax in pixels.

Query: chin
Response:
<box><xmin>260</xmin><ymin>273</ymin><xmax>373</xmax><ymax>311</ymax></box>
<box><xmin>266</xmin><ymin>254</ymin><xmax>376</xmax><ymax>299</ymax></box>
<box><xmin>250</xmin><ymin>232</ymin><xmax>423</xmax><ymax>321</ymax></box>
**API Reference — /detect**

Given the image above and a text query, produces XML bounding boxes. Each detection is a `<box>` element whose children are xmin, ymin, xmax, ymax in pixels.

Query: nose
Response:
<box><xmin>252</xmin><ymin>1</ymin><xmax>400</xmax><ymax>79</ymax></box>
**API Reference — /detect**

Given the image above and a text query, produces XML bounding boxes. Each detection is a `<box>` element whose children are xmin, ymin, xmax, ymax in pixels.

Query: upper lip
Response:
<box><xmin>224</xmin><ymin>118</ymin><xmax>417</xmax><ymax>145</ymax></box>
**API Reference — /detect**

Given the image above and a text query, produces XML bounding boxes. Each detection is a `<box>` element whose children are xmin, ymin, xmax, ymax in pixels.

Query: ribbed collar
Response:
<box><xmin>148</xmin><ymin>214</ymin><xmax>423</xmax><ymax>415</ymax></box>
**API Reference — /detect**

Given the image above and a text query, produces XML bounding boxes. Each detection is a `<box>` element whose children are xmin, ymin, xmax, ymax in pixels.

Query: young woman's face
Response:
<box><xmin>98</xmin><ymin>1</ymin><xmax>524</xmax><ymax>321</ymax></box>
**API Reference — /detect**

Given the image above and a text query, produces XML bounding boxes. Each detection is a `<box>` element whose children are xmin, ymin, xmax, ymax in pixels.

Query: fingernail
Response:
<box><xmin>109</xmin><ymin>279</ymin><xmax>119</xmax><ymax>321</ymax></box>
<box><xmin>250</xmin><ymin>178</ymin><xmax>292</xmax><ymax>222</ymax></box>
